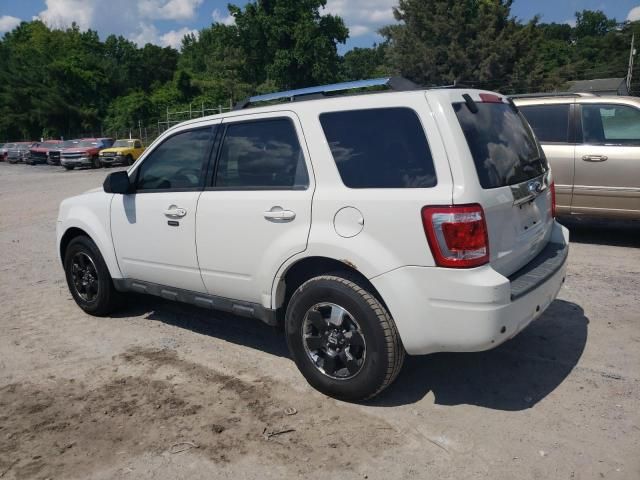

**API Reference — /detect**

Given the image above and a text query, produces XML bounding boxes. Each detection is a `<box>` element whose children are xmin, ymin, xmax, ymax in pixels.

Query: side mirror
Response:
<box><xmin>103</xmin><ymin>171</ymin><xmax>132</xmax><ymax>194</ymax></box>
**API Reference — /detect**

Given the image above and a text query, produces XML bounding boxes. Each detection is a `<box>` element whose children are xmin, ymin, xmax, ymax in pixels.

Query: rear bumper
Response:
<box><xmin>371</xmin><ymin>221</ymin><xmax>569</xmax><ymax>355</ymax></box>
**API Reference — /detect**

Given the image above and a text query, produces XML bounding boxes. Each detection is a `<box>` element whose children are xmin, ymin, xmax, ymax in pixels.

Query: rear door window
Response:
<box><xmin>453</xmin><ymin>102</ymin><xmax>547</xmax><ymax>189</ymax></box>
<box><xmin>319</xmin><ymin>108</ymin><xmax>437</xmax><ymax>188</ymax></box>
<box><xmin>519</xmin><ymin>104</ymin><xmax>570</xmax><ymax>143</ymax></box>
<box><xmin>581</xmin><ymin>104</ymin><xmax>640</xmax><ymax>145</ymax></box>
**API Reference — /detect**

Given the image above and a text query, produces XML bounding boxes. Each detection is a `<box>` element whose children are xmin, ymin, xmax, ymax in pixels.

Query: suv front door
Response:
<box><xmin>196</xmin><ymin>113</ymin><xmax>314</xmax><ymax>307</ymax></box>
<box><xmin>574</xmin><ymin>103</ymin><xmax>640</xmax><ymax>217</ymax></box>
<box><xmin>110</xmin><ymin>124</ymin><xmax>217</xmax><ymax>292</ymax></box>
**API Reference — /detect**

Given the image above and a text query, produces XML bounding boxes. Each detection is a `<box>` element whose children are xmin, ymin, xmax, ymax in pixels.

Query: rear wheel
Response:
<box><xmin>285</xmin><ymin>274</ymin><xmax>404</xmax><ymax>401</ymax></box>
<box><xmin>63</xmin><ymin>236</ymin><xmax>121</xmax><ymax>316</ymax></box>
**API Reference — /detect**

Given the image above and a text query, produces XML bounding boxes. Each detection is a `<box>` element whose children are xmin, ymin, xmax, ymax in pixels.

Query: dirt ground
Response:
<box><xmin>0</xmin><ymin>162</ymin><xmax>638</xmax><ymax>480</ymax></box>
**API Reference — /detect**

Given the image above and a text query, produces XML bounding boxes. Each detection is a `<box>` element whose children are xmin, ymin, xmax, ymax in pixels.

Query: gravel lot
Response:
<box><xmin>1</xmin><ymin>162</ymin><xmax>639</xmax><ymax>480</ymax></box>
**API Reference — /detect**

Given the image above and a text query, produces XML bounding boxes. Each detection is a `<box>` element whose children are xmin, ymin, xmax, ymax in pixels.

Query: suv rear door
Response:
<box><xmin>434</xmin><ymin>91</ymin><xmax>554</xmax><ymax>277</ymax></box>
<box><xmin>574</xmin><ymin>102</ymin><xmax>640</xmax><ymax>217</ymax></box>
<box><xmin>195</xmin><ymin>112</ymin><xmax>314</xmax><ymax>306</ymax></box>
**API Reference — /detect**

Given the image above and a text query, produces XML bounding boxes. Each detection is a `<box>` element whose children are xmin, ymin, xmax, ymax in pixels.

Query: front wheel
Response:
<box><xmin>63</xmin><ymin>165</ymin><xmax>74</xmax><ymax>170</ymax></box>
<box><xmin>285</xmin><ymin>274</ymin><xmax>404</xmax><ymax>401</ymax></box>
<box><xmin>126</xmin><ymin>154</ymin><xmax>134</xmax><ymax>166</ymax></box>
<box><xmin>92</xmin><ymin>156</ymin><xmax>101</xmax><ymax>169</ymax></box>
<box><xmin>63</xmin><ymin>236</ymin><xmax>121</xmax><ymax>316</ymax></box>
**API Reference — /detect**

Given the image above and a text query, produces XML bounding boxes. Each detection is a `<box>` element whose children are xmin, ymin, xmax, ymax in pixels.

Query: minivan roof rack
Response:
<box><xmin>234</xmin><ymin>76</ymin><xmax>420</xmax><ymax>110</ymax></box>
<box><xmin>508</xmin><ymin>92</ymin><xmax>597</xmax><ymax>99</ymax></box>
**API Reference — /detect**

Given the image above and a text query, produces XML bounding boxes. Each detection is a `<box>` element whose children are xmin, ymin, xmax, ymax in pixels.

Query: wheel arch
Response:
<box><xmin>272</xmin><ymin>256</ymin><xmax>389</xmax><ymax>315</ymax></box>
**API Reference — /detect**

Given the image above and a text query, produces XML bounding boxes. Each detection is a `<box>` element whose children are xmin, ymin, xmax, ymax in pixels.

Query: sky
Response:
<box><xmin>0</xmin><ymin>0</ymin><xmax>639</xmax><ymax>52</ymax></box>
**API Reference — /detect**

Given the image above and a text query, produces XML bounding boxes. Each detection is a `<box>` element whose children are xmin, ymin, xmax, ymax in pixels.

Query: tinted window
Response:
<box><xmin>519</xmin><ymin>104</ymin><xmax>570</xmax><ymax>143</ymax></box>
<box><xmin>320</xmin><ymin>108</ymin><xmax>436</xmax><ymax>188</ymax></box>
<box><xmin>582</xmin><ymin>104</ymin><xmax>640</xmax><ymax>145</ymax></box>
<box><xmin>214</xmin><ymin>119</ymin><xmax>308</xmax><ymax>189</ymax></box>
<box><xmin>134</xmin><ymin>141</ymin><xmax>142</xmax><ymax>148</ymax></box>
<box><xmin>136</xmin><ymin>128</ymin><xmax>211</xmax><ymax>191</ymax></box>
<box><xmin>453</xmin><ymin>102</ymin><xmax>547</xmax><ymax>189</ymax></box>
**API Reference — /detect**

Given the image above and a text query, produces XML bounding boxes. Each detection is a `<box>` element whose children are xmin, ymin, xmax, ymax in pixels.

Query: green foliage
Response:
<box><xmin>0</xmin><ymin>2</ymin><xmax>637</xmax><ymax>141</ymax></box>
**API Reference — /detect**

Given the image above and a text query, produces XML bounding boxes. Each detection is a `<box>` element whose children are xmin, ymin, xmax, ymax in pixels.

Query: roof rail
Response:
<box><xmin>234</xmin><ymin>76</ymin><xmax>419</xmax><ymax>110</ymax></box>
<box><xmin>508</xmin><ymin>92</ymin><xmax>597</xmax><ymax>100</ymax></box>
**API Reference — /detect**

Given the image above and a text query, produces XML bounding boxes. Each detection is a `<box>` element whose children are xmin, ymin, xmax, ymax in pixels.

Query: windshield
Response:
<box><xmin>113</xmin><ymin>139</ymin><xmax>134</xmax><ymax>148</ymax></box>
<box><xmin>40</xmin><ymin>141</ymin><xmax>60</xmax><ymax>148</ymax></box>
<box><xmin>453</xmin><ymin>102</ymin><xmax>548</xmax><ymax>189</ymax></box>
<box><xmin>76</xmin><ymin>140</ymin><xmax>98</xmax><ymax>148</ymax></box>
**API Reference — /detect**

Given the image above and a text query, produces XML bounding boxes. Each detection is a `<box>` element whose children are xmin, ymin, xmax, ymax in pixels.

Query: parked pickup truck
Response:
<box><xmin>28</xmin><ymin>140</ymin><xmax>64</xmax><ymax>165</ymax></box>
<box><xmin>48</xmin><ymin>140</ymin><xmax>78</xmax><ymax>165</ymax></box>
<box><xmin>514</xmin><ymin>94</ymin><xmax>640</xmax><ymax>219</ymax></box>
<box><xmin>61</xmin><ymin>138</ymin><xmax>114</xmax><ymax>170</ymax></box>
<box><xmin>99</xmin><ymin>139</ymin><xmax>145</xmax><ymax>167</ymax></box>
<box><xmin>7</xmin><ymin>142</ymin><xmax>37</xmax><ymax>163</ymax></box>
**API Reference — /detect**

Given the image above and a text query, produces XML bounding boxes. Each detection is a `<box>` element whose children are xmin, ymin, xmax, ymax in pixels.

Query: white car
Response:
<box><xmin>57</xmin><ymin>78</ymin><xmax>569</xmax><ymax>401</ymax></box>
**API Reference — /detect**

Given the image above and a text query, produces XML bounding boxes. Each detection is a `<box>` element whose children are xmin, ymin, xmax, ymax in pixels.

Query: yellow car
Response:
<box><xmin>99</xmin><ymin>139</ymin><xmax>145</xmax><ymax>167</ymax></box>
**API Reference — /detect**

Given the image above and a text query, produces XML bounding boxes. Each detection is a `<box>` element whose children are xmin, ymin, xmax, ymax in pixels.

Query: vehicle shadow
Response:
<box><xmin>114</xmin><ymin>295</ymin><xmax>587</xmax><ymax>411</ymax></box>
<box><xmin>558</xmin><ymin>216</ymin><xmax>640</xmax><ymax>248</ymax></box>
<box><xmin>112</xmin><ymin>294</ymin><xmax>290</xmax><ymax>358</ymax></box>
<box><xmin>369</xmin><ymin>299</ymin><xmax>588</xmax><ymax>410</ymax></box>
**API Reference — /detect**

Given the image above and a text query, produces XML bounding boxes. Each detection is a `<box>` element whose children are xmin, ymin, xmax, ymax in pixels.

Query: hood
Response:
<box><xmin>63</xmin><ymin>147</ymin><xmax>99</xmax><ymax>154</ymax></box>
<box><xmin>100</xmin><ymin>147</ymin><xmax>130</xmax><ymax>154</ymax></box>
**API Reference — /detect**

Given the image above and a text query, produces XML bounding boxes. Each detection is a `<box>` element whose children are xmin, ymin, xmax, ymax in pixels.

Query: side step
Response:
<box><xmin>113</xmin><ymin>279</ymin><xmax>278</xmax><ymax>326</ymax></box>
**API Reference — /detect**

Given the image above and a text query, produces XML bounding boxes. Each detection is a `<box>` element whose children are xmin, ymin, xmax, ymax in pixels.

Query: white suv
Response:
<box><xmin>57</xmin><ymin>78</ymin><xmax>569</xmax><ymax>401</ymax></box>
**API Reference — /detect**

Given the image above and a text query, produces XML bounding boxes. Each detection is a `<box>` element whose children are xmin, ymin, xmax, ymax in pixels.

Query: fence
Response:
<box><xmin>58</xmin><ymin>100</ymin><xmax>236</xmax><ymax>146</ymax></box>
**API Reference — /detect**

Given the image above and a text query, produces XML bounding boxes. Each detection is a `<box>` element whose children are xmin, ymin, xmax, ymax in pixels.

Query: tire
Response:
<box><xmin>126</xmin><ymin>155</ymin><xmax>134</xmax><ymax>166</ymax></box>
<box><xmin>92</xmin><ymin>156</ymin><xmax>101</xmax><ymax>169</ymax></box>
<box><xmin>63</xmin><ymin>236</ymin><xmax>122</xmax><ymax>316</ymax></box>
<box><xmin>64</xmin><ymin>165</ymin><xmax>74</xmax><ymax>170</ymax></box>
<box><xmin>285</xmin><ymin>274</ymin><xmax>404</xmax><ymax>401</ymax></box>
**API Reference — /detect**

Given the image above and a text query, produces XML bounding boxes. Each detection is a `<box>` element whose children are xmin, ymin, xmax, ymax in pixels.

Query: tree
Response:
<box><xmin>341</xmin><ymin>44</ymin><xmax>390</xmax><ymax>81</ymax></box>
<box><xmin>381</xmin><ymin>0</ymin><xmax>520</xmax><ymax>90</ymax></box>
<box><xmin>229</xmin><ymin>0</ymin><xmax>348</xmax><ymax>89</ymax></box>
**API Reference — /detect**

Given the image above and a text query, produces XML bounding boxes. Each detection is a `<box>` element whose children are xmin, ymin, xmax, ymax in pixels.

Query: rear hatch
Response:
<box><xmin>450</xmin><ymin>92</ymin><xmax>554</xmax><ymax>277</ymax></box>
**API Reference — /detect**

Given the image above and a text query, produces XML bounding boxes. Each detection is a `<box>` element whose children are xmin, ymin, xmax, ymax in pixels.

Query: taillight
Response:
<box><xmin>421</xmin><ymin>204</ymin><xmax>490</xmax><ymax>268</ymax></box>
<box><xmin>550</xmin><ymin>181</ymin><xmax>556</xmax><ymax>218</ymax></box>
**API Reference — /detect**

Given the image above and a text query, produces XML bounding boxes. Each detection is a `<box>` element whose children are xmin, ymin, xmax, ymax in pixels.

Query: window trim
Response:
<box><xmin>131</xmin><ymin>125</ymin><xmax>217</xmax><ymax>194</ymax></box>
<box><xmin>205</xmin><ymin>116</ymin><xmax>310</xmax><ymax>192</ymax></box>
<box><xmin>577</xmin><ymin>103</ymin><xmax>640</xmax><ymax>147</ymax></box>
<box><xmin>318</xmin><ymin>106</ymin><xmax>438</xmax><ymax>190</ymax></box>
<box><xmin>519</xmin><ymin>103</ymin><xmax>573</xmax><ymax>145</ymax></box>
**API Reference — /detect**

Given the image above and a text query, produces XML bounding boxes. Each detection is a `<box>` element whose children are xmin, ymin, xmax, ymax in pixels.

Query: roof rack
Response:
<box><xmin>234</xmin><ymin>76</ymin><xmax>420</xmax><ymax>110</ymax></box>
<box><xmin>508</xmin><ymin>92</ymin><xmax>597</xmax><ymax>99</ymax></box>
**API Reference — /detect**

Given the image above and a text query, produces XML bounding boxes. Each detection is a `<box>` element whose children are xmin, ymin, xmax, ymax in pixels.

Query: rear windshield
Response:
<box><xmin>453</xmin><ymin>102</ymin><xmax>548</xmax><ymax>189</ymax></box>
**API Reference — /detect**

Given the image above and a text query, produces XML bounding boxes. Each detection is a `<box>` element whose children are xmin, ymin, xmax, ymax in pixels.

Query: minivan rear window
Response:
<box><xmin>453</xmin><ymin>102</ymin><xmax>548</xmax><ymax>189</ymax></box>
<box><xmin>320</xmin><ymin>108</ymin><xmax>437</xmax><ymax>188</ymax></box>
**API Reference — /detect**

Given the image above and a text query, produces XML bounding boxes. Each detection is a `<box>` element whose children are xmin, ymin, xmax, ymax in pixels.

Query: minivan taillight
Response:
<box><xmin>421</xmin><ymin>204</ymin><xmax>490</xmax><ymax>268</ymax></box>
<box><xmin>550</xmin><ymin>181</ymin><xmax>557</xmax><ymax>218</ymax></box>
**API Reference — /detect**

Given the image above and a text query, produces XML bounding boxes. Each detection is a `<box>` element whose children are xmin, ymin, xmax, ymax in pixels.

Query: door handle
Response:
<box><xmin>164</xmin><ymin>206</ymin><xmax>187</xmax><ymax>218</ymax></box>
<box><xmin>582</xmin><ymin>155</ymin><xmax>608</xmax><ymax>162</ymax></box>
<box><xmin>264</xmin><ymin>207</ymin><xmax>296</xmax><ymax>221</ymax></box>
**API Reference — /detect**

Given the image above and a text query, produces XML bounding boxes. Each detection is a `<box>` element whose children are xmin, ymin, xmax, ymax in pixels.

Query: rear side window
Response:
<box><xmin>519</xmin><ymin>104</ymin><xmax>570</xmax><ymax>143</ymax></box>
<box><xmin>319</xmin><ymin>108</ymin><xmax>437</xmax><ymax>188</ymax></box>
<box><xmin>214</xmin><ymin>118</ymin><xmax>308</xmax><ymax>189</ymax></box>
<box><xmin>581</xmin><ymin>104</ymin><xmax>640</xmax><ymax>145</ymax></box>
<box><xmin>453</xmin><ymin>102</ymin><xmax>547</xmax><ymax>189</ymax></box>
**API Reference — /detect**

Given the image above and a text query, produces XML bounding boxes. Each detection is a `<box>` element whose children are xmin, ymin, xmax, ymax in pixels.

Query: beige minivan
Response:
<box><xmin>514</xmin><ymin>94</ymin><xmax>640</xmax><ymax>219</ymax></box>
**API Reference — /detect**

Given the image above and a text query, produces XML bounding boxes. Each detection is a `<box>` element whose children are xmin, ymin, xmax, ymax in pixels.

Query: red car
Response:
<box><xmin>27</xmin><ymin>140</ymin><xmax>64</xmax><ymax>165</ymax></box>
<box><xmin>60</xmin><ymin>138</ymin><xmax>114</xmax><ymax>170</ymax></box>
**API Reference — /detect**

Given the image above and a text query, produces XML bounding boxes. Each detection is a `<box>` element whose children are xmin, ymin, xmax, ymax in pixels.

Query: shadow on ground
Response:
<box><xmin>113</xmin><ymin>295</ymin><xmax>587</xmax><ymax>411</ymax></box>
<box><xmin>558</xmin><ymin>216</ymin><xmax>640</xmax><ymax>248</ymax></box>
<box><xmin>113</xmin><ymin>294</ymin><xmax>290</xmax><ymax>358</ymax></box>
<box><xmin>371</xmin><ymin>299</ymin><xmax>588</xmax><ymax>410</ymax></box>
